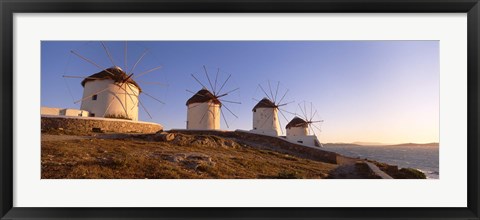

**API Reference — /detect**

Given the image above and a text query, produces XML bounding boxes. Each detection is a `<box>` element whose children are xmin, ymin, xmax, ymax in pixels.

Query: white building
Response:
<box><xmin>286</xmin><ymin>117</ymin><xmax>322</xmax><ymax>147</ymax></box>
<box><xmin>186</xmin><ymin>89</ymin><xmax>221</xmax><ymax>130</ymax></box>
<box><xmin>80</xmin><ymin>66</ymin><xmax>141</xmax><ymax>121</ymax></box>
<box><xmin>41</xmin><ymin>107</ymin><xmax>89</xmax><ymax>117</ymax></box>
<box><xmin>251</xmin><ymin>98</ymin><xmax>281</xmax><ymax>136</ymax></box>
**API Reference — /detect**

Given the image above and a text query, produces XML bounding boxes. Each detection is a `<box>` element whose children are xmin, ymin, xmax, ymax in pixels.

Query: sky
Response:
<box><xmin>41</xmin><ymin>41</ymin><xmax>439</xmax><ymax>144</ymax></box>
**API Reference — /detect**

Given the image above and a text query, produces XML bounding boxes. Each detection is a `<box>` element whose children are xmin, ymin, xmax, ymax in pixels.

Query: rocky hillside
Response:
<box><xmin>41</xmin><ymin>130</ymin><xmax>426</xmax><ymax>179</ymax></box>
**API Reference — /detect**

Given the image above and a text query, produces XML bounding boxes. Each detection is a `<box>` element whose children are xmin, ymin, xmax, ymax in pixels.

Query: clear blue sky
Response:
<box><xmin>41</xmin><ymin>41</ymin><xmax>439</xmax><ymax>144</ymax></box>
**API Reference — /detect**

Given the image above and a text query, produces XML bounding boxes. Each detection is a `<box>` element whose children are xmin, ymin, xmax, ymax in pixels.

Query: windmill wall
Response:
<box><xmin>80</xmin><ymin>79</ymin><xmax>139</xmax><ymax>121</ymax></box>
<box><xmin>187</xmin><ymin>102</ymin><xmax>221</xmax><ymax>130</ymax></box>
<box><xmin>286</xmin><ymin>135</ymin><xmax>321</xmax><ymax>147</ymax></box>
<box><xmin>286</xmin><ymin>126</ymin><xmax>321</xmax><ymax>147</ymax></box>
<box><xmin>286</xmin><ymin>126</ymin><xmax>308</xmax><ymax>137</ymax></box>
<box><xmin>251</xmin><ymin>107</ymin><xmax>281</xmax><ymax>136</ymax></box>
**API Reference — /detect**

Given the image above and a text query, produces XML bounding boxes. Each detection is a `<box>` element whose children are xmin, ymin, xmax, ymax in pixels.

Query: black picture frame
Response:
<box><xmin>1</xmin><ymin>0</ymin><xmax>479</xmax><ymax>219</ymax></box>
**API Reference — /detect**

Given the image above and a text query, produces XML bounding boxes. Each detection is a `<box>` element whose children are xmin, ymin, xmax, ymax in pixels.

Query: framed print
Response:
<box><xmin>1</xmin><ymin>0</ymin><xmax>479</xmax><ymax>219</ymax></box>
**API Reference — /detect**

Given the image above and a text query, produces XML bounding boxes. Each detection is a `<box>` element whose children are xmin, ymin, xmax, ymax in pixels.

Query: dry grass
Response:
<box><xmin>41</xmin><ymin>133</ymin><xmax>337</xmax><ymax>179</ymax></box>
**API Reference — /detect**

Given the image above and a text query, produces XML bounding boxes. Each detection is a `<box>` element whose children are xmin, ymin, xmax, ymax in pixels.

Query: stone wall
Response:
<box><xmin>42</xmin><ymin>115</ymin><xmax>162</xmax><ymax>133</ymax></box>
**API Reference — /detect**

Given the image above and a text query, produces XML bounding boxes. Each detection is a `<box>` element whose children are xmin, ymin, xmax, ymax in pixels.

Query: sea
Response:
<box><xmin>322</xmin><ymin>144</ymin><xmax>439</xmax><ymax>179</ymax></box>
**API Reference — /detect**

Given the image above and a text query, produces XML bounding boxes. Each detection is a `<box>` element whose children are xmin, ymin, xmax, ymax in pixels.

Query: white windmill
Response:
<box><xmin>186</xmin><ymin>66</ymin><xmax>241</xmax><ymax>130</ymax></box>
<box><xmin>285</xmin><ymin>101</ymin><xmax>324</xmax><ymax>147</ymax></box>
<box><xmin>251</xmin><ymin>81</ymin><xmax>294</xmax><ymax>136</ymax></box>
<box><xmin>63</xmin><ymin>41</ymin><xmax>165</xmax><ymax>121</ymax></box>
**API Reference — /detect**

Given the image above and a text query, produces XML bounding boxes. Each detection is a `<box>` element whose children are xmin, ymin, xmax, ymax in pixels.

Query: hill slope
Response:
<box><xmin>41</xmin><ymin>130</ymin><xmax>426</xmax><ymax>179</ymax></box>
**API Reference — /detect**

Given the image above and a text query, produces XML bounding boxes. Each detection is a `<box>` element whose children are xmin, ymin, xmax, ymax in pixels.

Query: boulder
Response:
<box><xmin>182</xmin><ymin>153</ymin><xmax>215</xmax><ymax>170</ymax></box>
<box><xmin>153</xmin><ymin>132</ymin><xmax>175</xmax><ymax>142</ymax></box>
<box><xmin>395</xmin><ymin>168</ymin><xmax>427</xmax><ymax>179</ymax></box>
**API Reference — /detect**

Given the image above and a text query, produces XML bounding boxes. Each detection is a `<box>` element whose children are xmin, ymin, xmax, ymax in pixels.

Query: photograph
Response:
<box><xmin>40</xmin><ymin>40</ymin><xmax>439</xmax><ymax>179</ymax></box>
<box><xmin>2</xmin><ymin>0</ymin><xmax>478</xmax><ymax>218</ymax></box>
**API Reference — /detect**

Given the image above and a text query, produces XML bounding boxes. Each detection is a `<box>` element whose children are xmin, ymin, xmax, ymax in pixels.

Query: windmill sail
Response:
<box><xmin>251</xmin><ymin>80</ymin><xmax>294</xmax><ymax>136</ymax></box>
<box><xmin>185</xmin><ymin>66</ymin><xmax>240</xmax><ymax>130</ymax></box>
<box><xmin>63</xmin><ymin>41</ymin><xmax>166</xmax><ymax>121</ymax></box>
<box><xmin>285</xmin><ymin>101</ymin><xmax>324</xmax><ymax>147</ymax></box>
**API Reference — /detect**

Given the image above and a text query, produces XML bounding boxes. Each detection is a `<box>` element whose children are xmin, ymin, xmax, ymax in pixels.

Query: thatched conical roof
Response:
<box><xmin>81</xmin><ymin>66</ymin><xmax>142</xmax><ymax>92</ymax></box>
<box><xmin>186</xmin><ymin>88</ymin><xmax>221</xmax><ymax>106</ymax></box>
<box><xmin>252</xmin><ymin>98</ymin><xmax>276</xmax><ymax>111</ymax></box>
<box><xmin>286</xmin><ymin>117</ymin><xmax>308</xmax><ymax>129</ymax></box>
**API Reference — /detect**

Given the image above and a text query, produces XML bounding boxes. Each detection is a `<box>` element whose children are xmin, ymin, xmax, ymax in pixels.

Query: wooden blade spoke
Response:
<box><xmin>122</xmin><ymin>82</ymin><xmax>139</xmax><ymax>96</ymax></box>
<box><xmin>102</xmin><ymin>96</ymin><xmax>117</xmax><ymax>117</ymax></box>
<box><xmin>219</xmin><ymin>99</ymin><xmax>241</xmax><ymax>104</ymax></box>
<box><xmin>74</xmin><ymin>86</ymin><xmax>110</xmax><ymax>104</ymax></box>
<box><xmin>70</xmin><ymin>50</ymin><xmax>115</xmax><ymax>76</ymax></box>
<box><xmin>279</xmin><ymin>108</ymin><xmax>296</xmax><ymax>116</ymax></box>
<box><xmin>274</xmin><ymin>81</ymin><xmax>280</xmax><ymax>104</ymax></box>
<box><xmin>311</xmin><ymin>109</ymin><xmax>318</xmax><ymax>120</ymax></box>
<box><xmin>122</xmin><ymin>73</ymin><xmax>134</xmax><ymax>84</ymax></box>
<box><xmin>277</xmin><ymin>89</ymin><xmax>289</xmax><ymax>105</ymax></box>
<box><xmin>100</xmin><ymin>41</ymin><xmax>116</xmax><ymax>67</ymax></box>
<box><xmin>134</xmin><ymin>66</ymin><xmax>163</xmax><ymax>79</ymax></box>
<box><xmin>203</xmin><ymin>65</ymin><xmax>215</xmax><ymax>94</ymax></box>
<box><xmin>117</xmin><ymin>83</ymin><xmax>138</xmax><ymax>111</ymax></box>
<box><xmin>310</xmin><ymin>102</ymin><xmax>313</xmax><ymax>121</ymax></box>
<box><xmin>278</xmin><ymin>100</ymin><xmax>294</xmax><ymax>107</ymax></box>
<box><xmin>214</xmin><ymin>68</ymin><xmax>219</xmax><ymax>92</ymax></box>
<box><xmin>62</xmin><ymin>77</ymin><xmax>76</xmax><ymax>103</ymax></box>
<box><xmin>260</xmin><ymin>111</ymin><xmax>274</xmax><ymax>128</ymax></box>
<box><xmin>222</xmin><ymin>103</ymin><xmax>238</xmax><ymax>118</ymax></box>
<box><xmin>199</xmin><ymin>104</ymin><xmax>209</xmax><ymax>124</ymax></box>
<box><xmin>278</xmin><ymin>115</ymin><xmax>284</xmax><ymax>135</ymax></box>
<box><xmin>138</xmin><ymin>98</ymin><xmax>153</xmax><ymax>119</ymax></box>
<box><xmin>124</xmin><ymin>41</ymin><xmax>128</xmax><ymax>72</ymax></box>
<box><xmin>142</xmin><ymin>91</ymin><xmax>165</xmax><ymax>104</ymax></box>
<box><xmin>123</xmin><ymin>83</ymin><xmax>141</xmax><ymax>110</ymax></box>
<box><xmin>135</xmin><ymin>80</ymin><xmax>168</xmax><ymax>87</ymax></box>
<box><xmin>278</xmin><ymin>109</ymin><xmax>290</xmax><ymax>122</ymax></box>
<box><xmin>258</xmin><ymin>84</ymin><xmax>272</xmax><ymax>101</ymax></box>
<box><xmin>267</xmin><ymin>80</ymin><xmax>275</xmax><ymax>103</ymax></box>
<box><xmin>217</xmin><ymin>74</ymin><xmax>231</xmax><ymax>95</ymax></box>
<box><xmin>122</xmin><ymin>83</ymin><xmax>152</xmax><ymax>119</ymax></box>
<box><xmin>220</xmin><ymin>108</ymin><xmax>229</xmax><ymax>128</ymax></box>
<box><xmin>309</xmin><ymin>124</ymin><xmax>316</xmax><ymax>136</ymax></box>
<box><xmin>298</xmin><ymin>103</ymin><xmax>307</xmax><ymax>120</ymax></box>
<box><xmin>217</xmin><ymin>87</ymin><xmax>239</xmax><ymax>98</ymax></box>
<box><xmin>303</xmin><ymin>102</ymin><xmax>308</xmax><ymax>120</ymax></box>
<box><xmin>311</xmin><ymin>123</ymin><xmax>322</xmax><ymax>132</ymax></box>
<box><xmin>191</xmin><ymin>73</ymin><xmax>209</xmax><ymax>90</ymax></box>
<box><xmin>129</xmin><ymin>49</ymin><xmax>149</xmax><ymax>75</ymax></box>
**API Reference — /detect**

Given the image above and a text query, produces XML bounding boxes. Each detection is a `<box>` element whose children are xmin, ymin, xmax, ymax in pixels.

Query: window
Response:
<box><xmin>89</xmin><ymin>113</ymin><xmax>95</xmax><ymax>117</ymax></box>
<box><xmin>92</xmin><ymin>95</ymin><xmax>97</xmax><ymax>100</ymax></box>
<box><xmin>297</xmin><ymin>141</ymin><xmax>303</xmax><ymax>144</ymax></box>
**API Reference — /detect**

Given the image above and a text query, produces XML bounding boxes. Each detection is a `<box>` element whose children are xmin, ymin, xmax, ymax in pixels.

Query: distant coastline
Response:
<box><xmin>322</xmin><ymin>142</ymin><xmax>439</xmax><ymax>179</ymax></box>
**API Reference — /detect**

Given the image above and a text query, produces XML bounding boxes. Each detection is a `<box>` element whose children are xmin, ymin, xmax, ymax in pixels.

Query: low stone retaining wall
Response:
<box><xmin>42</xmin><ymin>115</ymin><xmax>163</xmax><ymax>134</ymax></box>
<box><xmin>170</xmin><ymin>129</ymin><xmax>339</xmax><ymax>164</ymax></box>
